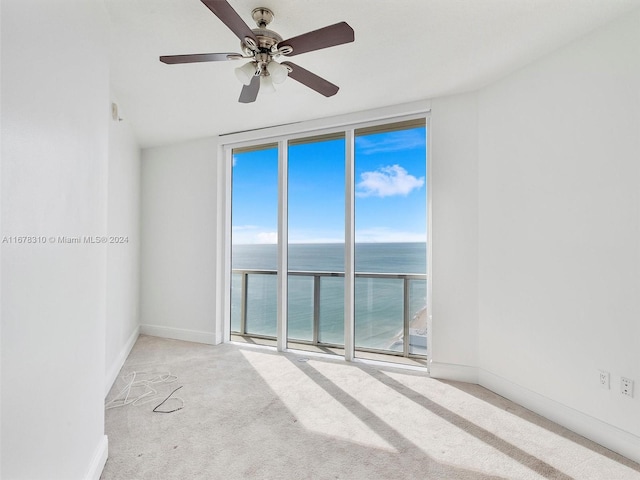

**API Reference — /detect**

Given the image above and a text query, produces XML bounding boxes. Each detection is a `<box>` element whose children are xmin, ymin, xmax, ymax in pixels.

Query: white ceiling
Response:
<box><xmin>105</xmin><ymin>0</ymin><xmax>640</xmax><ymax>148</ymax></box>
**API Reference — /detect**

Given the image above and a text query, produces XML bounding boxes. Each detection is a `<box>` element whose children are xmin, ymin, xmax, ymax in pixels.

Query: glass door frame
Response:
<box><xmin>218</xmin><ymin>110</ymin><xmax>432</xmax><ymax>368</ymax></box>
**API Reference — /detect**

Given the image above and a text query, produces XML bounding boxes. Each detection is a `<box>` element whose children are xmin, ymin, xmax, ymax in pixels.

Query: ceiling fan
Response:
<box><xmin>160</xmin><ymin>1</ymin><xmax>355</xmax><ymax>103</ymax></box>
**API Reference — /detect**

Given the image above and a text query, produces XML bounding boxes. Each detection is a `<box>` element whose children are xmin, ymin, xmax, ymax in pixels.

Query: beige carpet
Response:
<box><xmin>102</xmin><ymin>335</ymin><xmax>640</xmax><ymax>480</ymax></box>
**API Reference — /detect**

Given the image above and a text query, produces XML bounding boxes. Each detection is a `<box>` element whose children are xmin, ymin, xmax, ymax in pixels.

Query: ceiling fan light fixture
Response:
<box><xmin>235</xmin><ymin>61</ymin><xmax>257</xmax><ymax>85</ymax></box>
<box><xmin>260</xmin><ymin>74</ymin><xmax>276</xmax><ymax>94</ymax></box>
<box><xmin>266</xmin><ymin>61</ymin><xmax>288</xmax><ymax>84</ymax></box>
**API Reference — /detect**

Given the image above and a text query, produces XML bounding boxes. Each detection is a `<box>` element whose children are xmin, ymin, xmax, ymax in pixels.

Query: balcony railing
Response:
<box><xmin>231</xmin><ymin>269</ymin><xmax>427</xmax><ymax>358</ymax></box>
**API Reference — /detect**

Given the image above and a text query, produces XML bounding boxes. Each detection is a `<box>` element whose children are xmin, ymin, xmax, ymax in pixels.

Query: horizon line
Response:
<box><xmin>232</xmin><ymin>240</ymin><xmax>427</xmax><ymax>246</ymax></box>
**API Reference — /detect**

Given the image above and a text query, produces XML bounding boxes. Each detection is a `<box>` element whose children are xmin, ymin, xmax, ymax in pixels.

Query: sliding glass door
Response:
<box><xmin>354</xmin><ymin>122</ymin><xmax>427</xmax><ymax>359</ymax></box>
<box><xmin>228</xmin><ymin>117</ymin><xmax>428</xmax><ymax>364</ymax></box>
<box><xmin>230</xmin><ymin>144</ymin><xmax>278</xmax><ymax>340</ymax></box>
<box><xmin>287</xmin><ymin>134</ymin><xmax>346</xmax><ymax>348</ymax></box>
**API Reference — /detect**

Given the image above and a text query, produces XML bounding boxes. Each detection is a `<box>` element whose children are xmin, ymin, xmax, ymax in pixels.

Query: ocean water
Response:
<box><xmin>231</xmin><ymin>242</ymin><xmax>427</xmax><ymax>353</ymax></box>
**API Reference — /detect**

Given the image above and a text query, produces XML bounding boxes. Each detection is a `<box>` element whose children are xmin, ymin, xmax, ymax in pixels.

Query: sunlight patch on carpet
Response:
<box><xmin>240</xmin><ymin>349</ymin><xmax>397</xmax><ymax>452</ymax></box>
<box><xmin>310</xmin><ymin>360</ymin><xmax>556</xmax><ymax>480</ymax></box>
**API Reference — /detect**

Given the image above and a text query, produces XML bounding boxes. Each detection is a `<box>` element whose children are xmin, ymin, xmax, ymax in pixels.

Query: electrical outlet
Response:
<box><xmin>621</xmin><ymin>377</ymin><xmax>634</xmax><ymax>397</ymax></box>
<box><xmin>599</xmin><ymin>370</ymin><xmax>610</xmax><ymax>389</ymax></box>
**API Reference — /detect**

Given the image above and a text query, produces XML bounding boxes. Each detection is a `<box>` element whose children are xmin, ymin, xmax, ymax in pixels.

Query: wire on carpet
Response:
<box><xmin>105</xmin><ymin>371</ymin><xmax>184</xmax><ymax>413</ymax></box>
<box><xmin>153</xmin><ymin>386</ymin><xmax>184</xmax><ymax>413</ymax></box>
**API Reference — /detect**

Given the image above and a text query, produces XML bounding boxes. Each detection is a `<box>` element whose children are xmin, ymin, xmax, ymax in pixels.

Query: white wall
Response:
<box><xmin>429</xmin><ymin>93</ymin><xmax>479</xmax><ymax>381</ymax></box>
<box><xmin>477</xmin><ymin>9</ymin><xmax>640</xmax><ymax>459</ymax></box>
<box><xmin>140</xmin><ymin>138</ymin><xmax>218</xmax><ymax>344</ymax></box>
<box><xmin>1</xmin><ymin>0</ymin><xmax>110</xmax><ymax>478</ymax></box>
<box><xmin>105</xmin><ymin>102</ymin><xmax>141</xmax><ymax>394</ymax></box>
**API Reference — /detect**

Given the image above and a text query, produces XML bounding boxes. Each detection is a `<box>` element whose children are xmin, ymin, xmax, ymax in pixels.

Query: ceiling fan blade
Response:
<box><xmin>160</xmin><ymin>53</ymin><xmax>242</xmax><ymax>64</ymax></box>
<box><xmin>281</xmin><ymin>62</ymin><xmax>339</xmax><ymax>97</ymax></box>
<box><xmin>239</xmin><ymin>75</ymin><xmax>260</xmax><ymax>103</ymax></box>
<box><xmin>201</xmin><ymin>0</ymin><xmax>257</xmax><ymax>45</ymax></box>
<box><xmin>279</xmin><ymin>22</ymin><xmax>354</xmax><ymax>57</ymax></box>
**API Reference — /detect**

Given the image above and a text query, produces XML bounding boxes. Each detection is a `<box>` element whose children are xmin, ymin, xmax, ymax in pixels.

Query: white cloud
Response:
<box><xmin>356</xmin><ymin>165</ymin><xmax>424</xmax><ymax>198</ymax></box>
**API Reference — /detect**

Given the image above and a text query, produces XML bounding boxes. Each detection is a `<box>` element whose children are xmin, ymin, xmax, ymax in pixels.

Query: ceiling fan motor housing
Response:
<box><xmin>249</xmin><ymin>28</ymin><xmax>282</xmax><ymax>51</ymax></box>
<box><xmin>240</xmin><ymin>9</ymin><xmax>284</xmax><ymax>77</ymax></box>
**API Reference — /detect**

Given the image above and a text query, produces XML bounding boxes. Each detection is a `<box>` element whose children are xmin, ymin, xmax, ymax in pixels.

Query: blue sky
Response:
<box><xmin>232</xmin><ymin>126</ymin><xmax>427</xmax><ymax>244</ymax></box>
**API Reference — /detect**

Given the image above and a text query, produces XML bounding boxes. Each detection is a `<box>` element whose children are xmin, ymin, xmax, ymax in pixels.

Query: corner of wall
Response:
<box><xmin>430</xmin><ymin>362</ymin><xmax>479</xmax><ymax>384</ymax></box>
<box><xmin>84</xmin><ymin>435</ymin><xmax>108</xmax><ymax>480</ymax></box>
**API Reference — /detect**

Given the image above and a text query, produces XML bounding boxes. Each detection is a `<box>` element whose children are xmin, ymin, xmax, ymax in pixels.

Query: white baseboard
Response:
<box><xmin>140</xmin><ymin>324</ymin><xmax>216</xmax><ymax>345</ymax></box>
<box><xmin>105</xmin><ymin>326</ymin><xmax>140</xmax><ymax>397</ymax></box>
<box><xmin>478</xmin><ymin>369</ymin><xmax>640</xmax><ymax>464</ymax></box>
<box><xmin>429</xmin><ymin>362</ymin><xmax>479</xmax><ymax>383</ymax></box>
<box><xmin>84</xmin><ymin>435</ymin><xmax>108</xmax><ymax>480</ymax></box>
